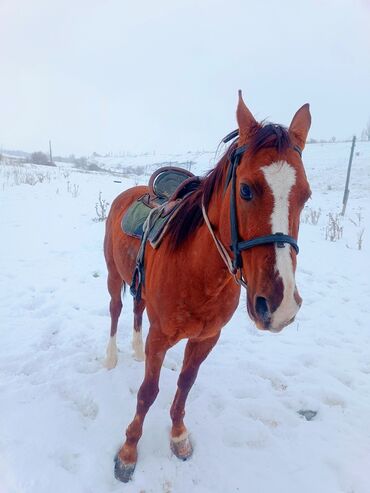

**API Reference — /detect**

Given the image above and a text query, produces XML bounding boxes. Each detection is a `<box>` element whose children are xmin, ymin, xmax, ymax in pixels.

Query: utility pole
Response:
<box><xmin>49</xmin><ymin>140</ymin><xmax>53</xmax><ymax>164</ymax></box>
<box><xmin>341</xmin><ymin>135</ymin><xmax>356</xmax><ymax>216</ymax></box>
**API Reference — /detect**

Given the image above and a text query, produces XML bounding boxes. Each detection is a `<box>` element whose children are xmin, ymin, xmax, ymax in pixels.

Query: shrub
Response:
<box><xmin>302</xmin><ymin>207</ymin><xmax>321</xmax><ymax>225</ymax></box>
<box><xmin>93</xmin><ymin>192</ymin><xmax>109</xmax><ymax>222</ymax></box>
<box><xmin>325</xmin><ymin>213</ymin><xmax>343</xmax><ymax>242</ymax></box>
<box><xmin>349</xmin><ymin>211</ymin><xmax>365</xmax><ymax>251</ymax></box>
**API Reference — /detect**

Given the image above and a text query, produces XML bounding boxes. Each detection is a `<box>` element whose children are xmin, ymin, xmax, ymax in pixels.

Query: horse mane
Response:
<box><xmin>167</xmin><ymin>122</ymin><xmax>291</xmax><ymax>250</ymax></box>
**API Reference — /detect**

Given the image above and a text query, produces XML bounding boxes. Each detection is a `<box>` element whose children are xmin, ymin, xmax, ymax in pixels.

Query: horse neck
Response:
<box><xmin>187</xmin><ymin>169</ymin><xmax>235</xmax><ymax>289</ymax></box>
<box><xmin>179</xmin><ymin>221</ymin><xmax>237</xmax><ymax>299</ymax></box>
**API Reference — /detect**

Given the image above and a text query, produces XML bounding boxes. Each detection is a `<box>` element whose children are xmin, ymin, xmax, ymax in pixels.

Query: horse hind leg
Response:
<box><xmin>105</xmin><ymin>268</ymin><xmax>124</xmax><ymax>370</ymax></box>
<box><xmin>132</xmin><ymin>299</ymin><xmax>145</xmax><ymax>361</ymax></box>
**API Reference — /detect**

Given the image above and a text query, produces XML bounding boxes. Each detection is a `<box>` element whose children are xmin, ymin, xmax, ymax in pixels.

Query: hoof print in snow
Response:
<box><xmin>298</xmin><ymin>409</ymin><xmax>317</xmax><ymax>421</ymax></box>
<box><xmin>114</xmin><ymin>453</ymin><xmax>136</xmax><ymax>483</ymax></box>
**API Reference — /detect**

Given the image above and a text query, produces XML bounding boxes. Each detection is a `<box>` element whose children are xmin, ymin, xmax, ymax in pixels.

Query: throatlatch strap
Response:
<box><xmin>201</xmin><ymin>201</ymin><xmax>235</xmax><ymax>275</ymax></box>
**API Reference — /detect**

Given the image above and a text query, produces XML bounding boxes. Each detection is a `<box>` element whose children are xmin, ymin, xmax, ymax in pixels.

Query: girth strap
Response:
<box><xmin>130</xmin><ymin>205</ymin><xmax>165</xmax><ymax>300</ymax></box>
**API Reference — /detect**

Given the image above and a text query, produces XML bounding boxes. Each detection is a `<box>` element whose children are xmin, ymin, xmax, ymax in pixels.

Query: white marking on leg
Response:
<box><xmin>262</xmin><ymin>161</ymin><xmax>300</xmax><ymax>329</ymax></box>
<box><xmin>132</xmin><ymin>330</ymin><xmax>145</xmax><ymax>362</ymax></box>
<box><xmin>171</xmin><ymin>431</ymin><xmax>188</xmax><ymax>443</ymax></box>
<box><xmin>105</xmin><ymin>334</ymin><xmax>118</xmax><ymax>369</ymax></box>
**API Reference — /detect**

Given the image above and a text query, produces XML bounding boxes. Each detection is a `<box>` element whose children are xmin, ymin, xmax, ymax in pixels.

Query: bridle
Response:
<box><xmin>202</xmin><ymin>130</ymin><xmax>301</xmax><ymax>289</ymax></box>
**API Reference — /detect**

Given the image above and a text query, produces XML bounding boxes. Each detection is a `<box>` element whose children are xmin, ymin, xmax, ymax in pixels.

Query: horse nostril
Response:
<box><xmin>255</xmin><ymin>296</ymin><xmax>270</xmax><ymax>323</ymax></box>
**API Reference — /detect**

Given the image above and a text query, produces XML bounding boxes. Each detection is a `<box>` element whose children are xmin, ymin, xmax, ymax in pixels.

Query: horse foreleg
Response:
<box><xmin>170</xmin><ymin>333</ymin><xmax>220</xmax><ymax>460</ymax></box>
<box><xmin>114</xmin><ymin>330</ymin><xmax>169</xmax><ymax>483</ymax></box>
<box><xmin>132</xmin><ymin>299</ymin><xmax>145</xmax><ymax>361</ymax></box>
<box><xmin>105</xmin><ymin>270</ymin><xmax>124</xmax><ymax>370</ymax></box>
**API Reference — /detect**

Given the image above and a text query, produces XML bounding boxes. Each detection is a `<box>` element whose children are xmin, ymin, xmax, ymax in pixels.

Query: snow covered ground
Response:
<box><xmin>0</xmin><ymin>141</ymin><xmax>370</xmax><ymax>493</ymax></box>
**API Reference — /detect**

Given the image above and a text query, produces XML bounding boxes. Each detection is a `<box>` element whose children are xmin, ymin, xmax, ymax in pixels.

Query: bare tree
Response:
<box><xmin>31</xmin><ymin>151</ymin><xmax>49</xmax><ymax>165</ymax></box>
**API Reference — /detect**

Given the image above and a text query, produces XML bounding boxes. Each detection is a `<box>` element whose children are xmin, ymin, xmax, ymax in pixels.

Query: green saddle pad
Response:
<box><xmin>121</xmin><ymin>199</ymin><xmax>179</xmax><ymax>245</ymax></box>
<box><xmin>121</xmin><ymin>200</ymin><xmax>152</xmax><ymax>239</ymax></box>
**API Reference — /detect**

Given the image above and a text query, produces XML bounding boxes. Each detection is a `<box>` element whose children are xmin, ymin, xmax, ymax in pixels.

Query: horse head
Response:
<box><xmin>218</xmin><ymin>92</ymin><xmax>312</xmax><ymax>332</ymax></box>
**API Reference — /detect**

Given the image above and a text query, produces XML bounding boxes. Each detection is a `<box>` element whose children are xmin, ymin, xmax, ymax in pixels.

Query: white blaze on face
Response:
<box><xmin>262</xmin><ymin>161</ymin><xmax>299</xmax><ymax>330</ymax></box>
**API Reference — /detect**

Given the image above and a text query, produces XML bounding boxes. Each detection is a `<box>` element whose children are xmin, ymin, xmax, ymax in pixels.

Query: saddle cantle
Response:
<box><xmin>121</xmin><ymin>166</ymin><xmax>201</xmax><ymax>247</ymax></box>
<box><xmin>148</xmin><ymin>166</ymin><xmax>195</xmax><ymax>204</ymax></box>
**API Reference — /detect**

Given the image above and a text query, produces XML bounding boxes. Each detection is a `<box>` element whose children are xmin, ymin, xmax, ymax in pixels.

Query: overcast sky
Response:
<box><xmin>0</xmin><ymin>0</ymin><xmax>369</xmax><ymax>155</ymax></box>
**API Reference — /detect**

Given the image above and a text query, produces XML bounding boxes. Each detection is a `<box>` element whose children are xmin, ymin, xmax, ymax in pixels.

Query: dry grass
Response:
<box><xmin>302</xmin><ymin>206</ymin><xmax>321</xmax><ymax>225</ymax></box>
<box><xmin>0</xmin><ymin>161</ymin><xmax>51</xmax><ymax>187</ymax></box>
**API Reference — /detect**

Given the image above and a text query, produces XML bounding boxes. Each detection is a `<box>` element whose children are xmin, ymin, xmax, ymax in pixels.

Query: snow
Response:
<box><xmin>0</xmin><ymin>141</ymin><xmax>370</xmax><ymax>493</ymax></box>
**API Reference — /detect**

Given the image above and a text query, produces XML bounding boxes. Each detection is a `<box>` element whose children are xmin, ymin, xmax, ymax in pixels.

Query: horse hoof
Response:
<box><xmin>170</xmin><ymin>436</ymin><xmax>193</xmax><ymax>461</ymax></box>
<box><xmin>114</xmin><ymin>453</ymin><xmax>136</xmax><ymax>483</ymax></box>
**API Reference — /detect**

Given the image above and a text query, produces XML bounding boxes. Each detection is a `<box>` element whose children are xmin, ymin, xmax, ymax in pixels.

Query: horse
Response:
<box><xmin>103</xmin><ymin>92</ymin><xmax>312</xmax><ymax>482</ymax></box>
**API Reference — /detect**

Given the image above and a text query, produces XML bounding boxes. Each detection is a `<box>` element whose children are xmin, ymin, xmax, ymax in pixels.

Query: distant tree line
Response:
<box><xmin>308</xmin><ymin>137</ymin><xmax>337</xmax><ymax>144</ymax></box>
<box><xmin>307</xmin><ymin>136</ymin><xmax>352</xmax><ymax>144</ymax></box>
<box><xmin>53</xmin><ymin>153</ymin><xmax>105</xmax><ymax>172</ymax></box>
<box><xmin>303</xmin><ymin>117</ymin><xmax>370</xmax><ymax>144</ymax></box>
<box><xmin>31</xmin><ymin>151</ymin><xmax>54</xmax><ymax>166</ymax></box>
<box><xmin>27</xmin><ymin>150</ymin><xmax>105</xmax><ymax>171</ymax></box>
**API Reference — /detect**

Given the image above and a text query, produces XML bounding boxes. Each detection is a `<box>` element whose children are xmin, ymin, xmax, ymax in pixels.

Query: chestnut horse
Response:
<box><xmin>104</xmin><ymin>93</ymin><xmax>311</xmax><ymax>482</ymax></box>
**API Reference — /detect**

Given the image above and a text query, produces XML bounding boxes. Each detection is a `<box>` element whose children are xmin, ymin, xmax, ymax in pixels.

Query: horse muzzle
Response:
<box><xmin>248</xmin><ymin>292</ymin><xmax>302</xmax><ymax>332</ymax></box>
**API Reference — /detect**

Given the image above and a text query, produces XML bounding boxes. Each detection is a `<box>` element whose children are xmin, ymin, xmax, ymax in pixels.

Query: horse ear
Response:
<box><xmin>236</xmin><ymin>90</ymin><xmax>257</xmax><ymax>140</ymax></box>
<box><xmin>289</xmin><ymin>104</ymin><xmax>311</xmax><ymax>150</ymax></box>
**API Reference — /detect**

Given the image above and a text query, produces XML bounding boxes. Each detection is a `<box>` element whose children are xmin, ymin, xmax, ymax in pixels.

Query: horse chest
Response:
<box><xmin>172</xmin><ymin>285</ymin><xmax>239</xmax><ymax>337</ymax></box>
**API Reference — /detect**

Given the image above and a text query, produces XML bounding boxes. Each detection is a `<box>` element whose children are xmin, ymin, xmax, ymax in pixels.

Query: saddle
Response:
<box><xmin>121</xmin><ymin>166</ymin><xmax>201</xmax><ymax>300</ymax></box>
<box><xmin>121</xmin><ymin>166</ymin><xmax>201</xmax><ymax>247</ymax></box>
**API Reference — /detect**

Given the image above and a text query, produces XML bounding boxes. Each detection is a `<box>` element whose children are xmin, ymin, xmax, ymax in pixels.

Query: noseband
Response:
<box><xmin>202</xmin><ymin>132</ymin><xmax>301</xmax><ymax>289</ymax></box>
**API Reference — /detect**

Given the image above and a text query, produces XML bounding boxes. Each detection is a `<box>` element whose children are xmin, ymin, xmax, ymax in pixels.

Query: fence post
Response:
<box><xmin>341</xmin><ymin>135</ymin><xmax>356</xmax><ymax>216</ymax></box>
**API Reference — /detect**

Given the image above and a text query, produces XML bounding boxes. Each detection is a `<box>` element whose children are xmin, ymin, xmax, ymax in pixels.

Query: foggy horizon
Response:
<box><xmin>1</xmin><ymin>0</ymin><xmax>369</xmax><ymax>156</ymax></box>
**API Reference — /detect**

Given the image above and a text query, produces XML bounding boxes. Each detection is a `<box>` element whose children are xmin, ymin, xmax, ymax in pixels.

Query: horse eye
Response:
<box><xmin>240</xmin><ymin>183</ymin><xmax>253</xmax><ymax>201</ymax></box>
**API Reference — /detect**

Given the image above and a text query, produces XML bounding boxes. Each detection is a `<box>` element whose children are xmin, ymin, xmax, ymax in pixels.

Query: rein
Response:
<box><xmin>202</xmin><ymin>135</ymin><xmax>301</xmax><ymax>289</ymax></box>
